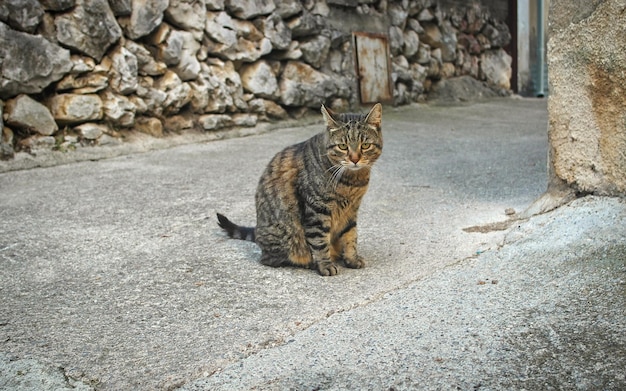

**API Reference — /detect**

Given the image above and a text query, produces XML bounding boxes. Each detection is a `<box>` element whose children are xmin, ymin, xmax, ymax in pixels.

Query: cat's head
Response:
<box><xmin>321</xmin><ymin>103</ymin><xmax>383</xmax><ymax>171</ymax></box>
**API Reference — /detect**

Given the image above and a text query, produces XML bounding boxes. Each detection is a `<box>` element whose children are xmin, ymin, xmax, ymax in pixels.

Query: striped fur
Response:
<box><xmin>217</xmin><ymin>103</ymin><xmax>382</xmax><ymax>276</ymax></box>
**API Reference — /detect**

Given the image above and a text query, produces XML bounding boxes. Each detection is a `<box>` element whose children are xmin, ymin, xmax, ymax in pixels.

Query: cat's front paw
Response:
<box><xmin>317</xmin><ymin>260</ymin><xmax>338</xmax><ymax>276</ymax></box>
<box><xmin>343</xmin><ymin>255</ymin><xmax>365</xmax><ymax>269</ymax></box>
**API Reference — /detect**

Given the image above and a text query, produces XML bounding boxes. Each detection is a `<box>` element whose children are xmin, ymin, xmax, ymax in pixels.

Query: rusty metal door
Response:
<box><xmin>353</xmin><ymin>32</ymin><xmax>393</xmax><ymax>104</ymax></box>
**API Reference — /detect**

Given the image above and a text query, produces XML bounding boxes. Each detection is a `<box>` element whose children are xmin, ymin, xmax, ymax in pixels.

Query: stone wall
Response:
<box><xmin>0</xmin><ymin>0</ymin><xmax>512</xmax><ymax>159</ymax></box>
<box><xmin>546</xmin><ymin>0</ymin><xmax>626</xmax><ymax>196</ymax></box>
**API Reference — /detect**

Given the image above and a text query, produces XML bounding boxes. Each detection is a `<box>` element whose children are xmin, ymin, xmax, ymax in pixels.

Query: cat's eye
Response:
<box><xmin>337</xmin><ymin>144</ymin><xmax>348</xmax><ymax>150</ymax></box>
<box><xmin>361</xmin><ymin>143</ymin><xmax>371</xmax><ymax>150</ymax></box>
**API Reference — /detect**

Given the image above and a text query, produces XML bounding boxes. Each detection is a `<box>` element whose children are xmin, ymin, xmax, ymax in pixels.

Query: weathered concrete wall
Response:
<box><xmin>0</xmin><ymin>0</ymin><xmax>513</xmax><ymax>160</ymax></box>
<box><xmin>547</xmin><ymin>0</ymin><xmax>626</xmax><ymax>196</ymax></box>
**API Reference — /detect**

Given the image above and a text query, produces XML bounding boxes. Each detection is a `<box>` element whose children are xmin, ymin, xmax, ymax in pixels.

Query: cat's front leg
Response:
<box><xmin>303</xmin><ymin>204</ymin><xmax>337</xmax><ymax>276</ymax></box>
<box><xmin>333</xmin><ymin>220</ymin><xmax>365</xmax><ymax>269</ymax></box>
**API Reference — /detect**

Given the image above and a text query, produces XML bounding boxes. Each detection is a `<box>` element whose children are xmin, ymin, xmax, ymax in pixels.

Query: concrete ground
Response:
<box><xmin>0</xmin><ymin>98</ymin><xmax>624</xmax><ymax>390</ymax></box>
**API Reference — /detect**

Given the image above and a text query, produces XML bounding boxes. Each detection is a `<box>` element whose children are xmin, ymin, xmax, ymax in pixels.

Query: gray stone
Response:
<box><xmin>388</xmin><ymin>25</ymin><xmax>404</xmax><ymax>56</ymax></box>
<box><xmin>299</xmin><ymin>35</ymin><xmax>331</xmax><ymax>68</ymax></box>
<box><xmin>100</xmin><ymin>90</ymin><xmax>136</xmax><ymax>127</ymax></box>
<box><xmin>124</xmin><ymin>41</ymin><xmax>167</xmax><ymax>76</ymax></box>
<box><xmin>155</xmin><ymin>71</ymin><xmax>193</xmax><ymax>114</ymax></box>
<box><xmin>157</xmin><ymin>27</ymin><xmax>185</xmax><ymax>66</ymax></box>
<box><xmin>204</xmin><ymin>11</ymin><xmax>270</xmax><ymax>62</ymax></box>
<box><xmin>4</xmin><ymin>95</ymin><xmax>58</xmax><ymax>136</ymax></box>
<box><xmin>205</xmin><ymin>0</ymin><xmax>224</xmax><ymax>10</ymax></box>
<box><xmin>0</xmin><ymin>22</ymin><xmax>72</xmax><ymax>99</ymax></box>
<box><xmin>231</xmin><ymin>19</ymin><xmax>264</xmax><ymax>41</ymax></box>
<box><xmin>431</xmin><ymin>47</ymin><xmax>442</xmax><ymax>63</ymax></box>
<box><xmin>327</xmin><ymin>0</ymin><xmax>358</xmax><ymax>6</ymax></box>
<box><xmin>211</xmin><ymin>61</ymin><xmax>248</xmax><ymax>112</ymax></box>
<box><xmin>275</xmin><ymin>0</ymin><xmax>302</xmax><ymax>18</ymax></box>
<box><xmin>403</xmin><ymin>29</ymin><xmax>420</xmax><ymax>59</ymax></box>
<box><xmin>439</xmin><ymin>20</ymin><xmax>457</xmax><ymax>62</ymax></box>
<box><xmin>406</xmin><ymin>18</ymin><xmax>424</xmax><ymax>34</ymax></box>
<box><xmin>480</xmin><ymin>48</ymin><xmax>511</xmax><ymax>90</ymax></box>
<box><xmin>409</xmin><ymin>62</ymin><xmax>428</xmax><ymax>85</ymax></box>
<box><xmin>267</xmin><ymin>40</ymin><xmax>302</xmax><ymax>60</ymax></box>
<box><xmin>287</xmin><ymin>11</ymin><xmax>320</xmax><ymax>38</ymax></box>
<box><xmin>55</xmin><ymin>0</ymin><xmax>122</xmax><ymax>61</ymax></box>
<box><xmin>55</xmin><ymin>69</ymin><xmax>109</xmax><ymax>93</ymax></box>
<box><xmin>279</xmin><ymin>61</ymin><xmax>340</xmax><ymax>107</ymax></box>
<box><xmin>39</xmin><ymin>0</ymin><xmax>76</xmax><ymax>12</ymax></box>
<box><xmin>68</xmin><ymin>55</ymin><xmax>96</xmax><ymax>74</ymax></box>
<box><xmin>74</xmin><ymin>122</ymin><xmax>106</xmax><ymax>139</ymax></box>
<box><xmin>388</xmin><ymin>2</ymin><xmax>408</xmax><ymax>27</ymax></box>
<box><xmin>198</xmin><ymin>114</ymin><xmax>232</xmax><ymax>130</ymax></box>
<box><xmin>416</xmin><ymin>42</ymin><xmax>430</xmax><ymax>65</ymax></box>
<box><xmin>106</xmin><ymin>45</ymin><xmax>138</xmax><ymax>95</ymax></box>
<box><xmin>0</xmin><ymin>0</ymin><xmax>45</xmax><ymax>33</ymax></box>
<box><xmin>204</xmin><ymin>11</ymin><xmax>237</xmax><ymax>46</ymax></box>
<box><xmin>188</xmin><ymin>71</ymin><xmax>214</xmax><ymax>113</ymax></box>
<box><xmin>247</xmin><ymin>97</ymin><xmax>265</xmax><ymax>113</ymax></box>
<box><xmin>417</xmin><ymin>7</ymin><xmax>435</xmax><ymax>22</ymax></box>
<box><xmin>328</xmin><ymin>49</ymin><xmax>343</xmax><ymax>73</ymax></box>
<box><xmin>120</xmin><ymin>0</ymin><xmax>168</xmax><ymax>40</ymax></box>
<box><xmin>108</xmin><ymin>0</ymin><xmax>131</xmax><ymax>15</ymax></box>
<box><xmin>135</xmin><ymin>77</ymin><xmax>168</xmax><ymax>116</ymax></box>
<box><xmin>392</xmin><ymin>55</ymin><xmax>412</xmax><ymax>84</ymax></box>
<box><xmin>165</xmin><ymin>0</ymin><xmax>206</xmax><ymax>33</ymax></box>
<box><xmin>160</xmin><ymin>82</ymin><xmax>192</xmax><ymax>110</ymax></box>
<box><xmin>481</xmin><ymin>21</ymin><xmax>511</xmax><ymax>49</ymax></box>
<box><xmin>256</xmin><ymin>13</ymin><xmax>292</xmax><ymax>50</ymax></box>
<box><xmin>418</xmin><ymin>22</ymin><xmax>442</xmax><ymax>49</ymax></box>
<box><xmin>394</xmin><ymin>81</ymin><xmax>409</xmax><ymax>105</ymax></box>
<box><xmin>191</xmin><ymin>60</ymin><xmax>243</xmax><ymax>113</ymax></box>
<box><xmin>310</xmin><ymin>0</ymin><xmax>329</xmax><ymax>16</ymax></box>
<box><xmin>128</xmin><ymin>94</ymin><xmax>148</xmax><ymax>115</ymax></box>
<box><xmin>225</xmin><ymin>0</ymin><xmax>275</xmax><ymax>19</ymax></box>
<box><xmin>204</xmin><ymin>36</ymin><xmax>272</xmax><ymax>63</ymax></box>
<box><xmin>426</xmin><ymin>56</ymin><xmax>441</xmax><ymax>78</ymax></box>
<box><xmin>231</xmin><ymin>113</ymin><xmax>258</xmax><ymax>127</ymax></box>
<box><xmin>171</xmin><ymin>31</ymin><xmax>201</xmax><ymax>81</ymax></box>
<box><xmin>247</xmin><ymin>98</ymin><xmax>288</xmax><ymax>120</ymax></box>
<box><xmin>462</xmin><ymin>3</ymin><xmax>486</xmax><ymax>34</ymax></box>
<box><xmin>407</xmin><ymin>0</ymin><xmax>422</xmax><ymax>16</ymax></box>
<box><xmin>239</xmin><ymin>61</ymin><xmax>279</xmax><ymax>98</ymax></box>
<box><xmin>428</xmin><ymin>75</ymin><xmax>502</xmax><ymax>103</ymax></box>
<box><xmin>47</xmin><ymin>93</ymin><xmax>104</xmax><ymax>125</ymax></box>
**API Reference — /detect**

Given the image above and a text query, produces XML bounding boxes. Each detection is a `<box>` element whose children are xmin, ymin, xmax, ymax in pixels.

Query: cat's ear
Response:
<box><xmin>365</xmin><ymin>103</ymin><xmax>382</xmax><ymax>130</ymax></box>
<box><xmin>321</xmin><ymin>104</ymin><xmax>341</xmax><ymax>132</ymax></box>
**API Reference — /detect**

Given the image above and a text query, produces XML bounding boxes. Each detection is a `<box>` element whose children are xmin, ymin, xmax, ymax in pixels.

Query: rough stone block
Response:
<box><xmin>547</xmin><ymin>0</ymin><xmax>626</xmax><ymax>195</ymax></box>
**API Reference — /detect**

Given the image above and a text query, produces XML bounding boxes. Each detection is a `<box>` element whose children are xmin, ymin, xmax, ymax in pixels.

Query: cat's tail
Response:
<box><xmin>216</xmin><ymin>213</ymin><xmax>256</xmax><ymax>242</ymax></box>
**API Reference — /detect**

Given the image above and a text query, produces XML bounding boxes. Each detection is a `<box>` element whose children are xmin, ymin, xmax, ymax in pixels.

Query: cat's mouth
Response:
<box><xmin>345</xmin><ymin>162</ymin><xmax>368</xmax><ymax>171</ymax></box>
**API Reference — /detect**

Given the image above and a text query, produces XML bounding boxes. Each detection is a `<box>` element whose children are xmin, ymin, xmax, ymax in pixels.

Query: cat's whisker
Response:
<box><xmin>327</xmin><ymin>164</ymin><xmax>345</xmax><ymax>191</ymax></box>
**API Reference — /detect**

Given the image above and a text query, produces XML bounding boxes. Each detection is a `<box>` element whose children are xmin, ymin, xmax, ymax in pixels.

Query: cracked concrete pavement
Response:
<box><xmin>1</xmin><ymin>98</ymin><xmax>624</xmax><ymax>390</ymax></box>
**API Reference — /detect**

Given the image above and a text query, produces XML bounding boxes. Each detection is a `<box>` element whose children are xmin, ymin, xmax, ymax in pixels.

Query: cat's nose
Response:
<box><xmin>349</xmin><ymin>154</ymin><xmax>360</xmax><ymax>164</ymax></box>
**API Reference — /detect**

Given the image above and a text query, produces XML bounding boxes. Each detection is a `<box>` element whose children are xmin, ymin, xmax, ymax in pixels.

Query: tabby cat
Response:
<box><xmin>217</xmin><ymin>103</ymin><xmax>383</xmax><ymax>276</ymax></box>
